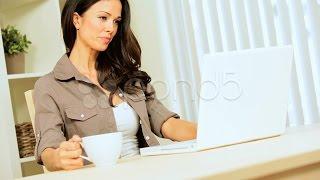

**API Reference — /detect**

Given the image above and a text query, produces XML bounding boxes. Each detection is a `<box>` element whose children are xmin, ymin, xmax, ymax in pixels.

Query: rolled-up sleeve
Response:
<box><xmin>34</xmin><ymin>79</ymin><xmax>66</xmax><ymax>165</ymax></box>
<box><xmin>145</xmin><ymin>83</ymin><xmax>180</xmax><ymax>137</ymax></box>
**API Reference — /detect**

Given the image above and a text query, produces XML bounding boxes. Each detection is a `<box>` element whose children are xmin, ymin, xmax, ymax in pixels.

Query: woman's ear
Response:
<box><xmin>73</xmin><ymin>12</ymin><xmax>81</xmax><ymax>30</ymax></box>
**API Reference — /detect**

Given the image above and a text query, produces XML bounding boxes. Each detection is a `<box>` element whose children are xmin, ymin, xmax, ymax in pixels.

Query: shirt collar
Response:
<box><xmin>53</xmin><ymin>54</ymin><xmax>93</xmax><ymax>84</ymax></box>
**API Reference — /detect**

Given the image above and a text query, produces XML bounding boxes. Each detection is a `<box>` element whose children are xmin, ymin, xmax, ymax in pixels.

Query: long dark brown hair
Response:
<box><xmin>61</xmin><ymin>0</ymin><xmax>153</xmax><ymax>106</ymax></box>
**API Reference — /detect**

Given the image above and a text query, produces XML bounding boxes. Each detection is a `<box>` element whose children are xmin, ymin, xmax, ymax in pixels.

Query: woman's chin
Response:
<box><xmin>96</xmin><ymin>45</ymin><xmax>109</xmax><ymax>52</ymax></box>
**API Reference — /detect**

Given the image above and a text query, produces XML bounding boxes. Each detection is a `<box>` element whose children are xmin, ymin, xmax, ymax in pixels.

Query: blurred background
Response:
<box><xmin>135</xmin><ymin>0</ymin><xmax>320</xmax><ymax>128</ymax></box>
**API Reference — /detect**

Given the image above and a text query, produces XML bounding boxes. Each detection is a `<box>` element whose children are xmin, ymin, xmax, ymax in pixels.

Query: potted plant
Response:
<box><xmin>1</xmin><ymin>25</ymin><xmax>31</xmax><ymax>74</ymax></box>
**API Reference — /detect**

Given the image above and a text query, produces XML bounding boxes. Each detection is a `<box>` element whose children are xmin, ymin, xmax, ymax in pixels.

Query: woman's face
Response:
<box><xmin>74</xmin><ymin>0</ymin><xmax>122</xmax><ymax>52</ymax></box>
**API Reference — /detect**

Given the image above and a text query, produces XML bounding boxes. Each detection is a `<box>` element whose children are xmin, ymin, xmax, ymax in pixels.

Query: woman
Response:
<box><xmin>34</xmin><ymin>0</ymin><xmax>197</xmax><ymax>171</ymax></box>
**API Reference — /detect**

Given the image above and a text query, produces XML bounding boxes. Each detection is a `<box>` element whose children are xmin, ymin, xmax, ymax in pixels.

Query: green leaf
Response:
<box><xmin>1</xmin><ymin>25</ymin><xmax>32</xmax><ymax>55</ymax></box>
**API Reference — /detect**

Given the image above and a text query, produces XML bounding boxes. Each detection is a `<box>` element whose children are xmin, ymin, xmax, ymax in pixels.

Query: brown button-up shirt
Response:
<box><xmin>33</xmin><ymin>54</ymin><xmax>179</xmax><ymax>164</ymax></box>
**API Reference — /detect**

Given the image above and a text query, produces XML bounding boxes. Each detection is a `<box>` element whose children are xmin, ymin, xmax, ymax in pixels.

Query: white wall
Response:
<box><xmin>130</xmin><ymin>0</ymin><xmax>175</xmax><ymax>111</ymax></box>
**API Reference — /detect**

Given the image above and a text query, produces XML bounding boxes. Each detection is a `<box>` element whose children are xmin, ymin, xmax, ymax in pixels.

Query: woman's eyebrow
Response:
<box><xmin>98</xmin><ymin>11</ymin><xmax>121</xmax><ymax>19</ymax></box>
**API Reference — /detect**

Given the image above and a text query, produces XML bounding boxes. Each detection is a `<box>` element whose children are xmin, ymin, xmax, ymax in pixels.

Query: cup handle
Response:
<box><xmin>80</xmin><ymin>155</ymin><xmax>92</xmax><ymax>162</ymax></box>
<box><xmin>79</xmin><ymin>142</ymin><xmax>93</xmax><ymax>163</ymax></box>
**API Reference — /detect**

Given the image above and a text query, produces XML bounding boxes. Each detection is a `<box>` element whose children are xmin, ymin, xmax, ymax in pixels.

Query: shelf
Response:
<box><xmin>0</xmin><ymin>0</ymin><xmax>41</xmax><ymax>11</ymax></box>
<box><xmin>1</xmin><ymin>0</ymin><xmax>66</xmax><ymax>74</ymax></box>
<box><xmin>0</xmin><ymin>0</ymin><xmax>65</xmax><ymax>178</ymax></box>
<box><xmin>7</xmin><ymin>72</ymin><xmax>47</xmax><ymax>80</ymax></box>
<box><xmin>20</xmin><ymin>156</ymin><xmax>35</xmax><ymax>163</ymax></box>
<box><xmin>9</xmin><ymin>78</ymin><xmax>38</xmax><ymax>124</ymax></box>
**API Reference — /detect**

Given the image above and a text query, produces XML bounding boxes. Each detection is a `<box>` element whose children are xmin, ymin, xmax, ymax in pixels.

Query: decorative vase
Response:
<box><xmin>5</xmin><ymin>53</ymin><xmax>25</xmax><ymax>74</ymax></box>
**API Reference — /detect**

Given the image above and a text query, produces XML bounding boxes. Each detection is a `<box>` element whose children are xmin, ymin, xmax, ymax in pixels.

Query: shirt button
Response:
<box><xmin>139</xmin><ymin>120</ymin><xmax>142</xmax><ymax>125</ymax></box>
<box><xmin>81</xmin><ymin>114</ymin><xmax>85</xmax><ymax>118</ymax></box>
<box><xmin>36</xmin><ymin>133</ymin><xmax>40</xmax><ymax>138</ymax></box>
<box><xmin>145</xmin><ymin>136</ymin><xmax>150</xmax><ymax>140</ymax></box>
<box><xmin>119</xmin><ymin>93</ymin><xmax>123</xmax><ymax>97</ymax></box>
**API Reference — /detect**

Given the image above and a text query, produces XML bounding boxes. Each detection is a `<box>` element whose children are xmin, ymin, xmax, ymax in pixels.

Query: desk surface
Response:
<box><xmin>18</xmin><ymin>124</ymin><xmax>320</xmax><ymax>180</ymax></box>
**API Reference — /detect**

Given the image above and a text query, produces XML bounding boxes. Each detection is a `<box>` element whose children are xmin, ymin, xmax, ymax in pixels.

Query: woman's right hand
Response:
<box><xmin>54</xmin><ymin>135</ymin><xmax>84</xmax><ymax>170</ymax></box>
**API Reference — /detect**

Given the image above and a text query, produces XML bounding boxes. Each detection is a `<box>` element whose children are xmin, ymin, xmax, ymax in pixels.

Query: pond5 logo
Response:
<box><xmin>200</xmin><ymin>72</ymin><xmax>242</xmax><ymax>101</ymax></box>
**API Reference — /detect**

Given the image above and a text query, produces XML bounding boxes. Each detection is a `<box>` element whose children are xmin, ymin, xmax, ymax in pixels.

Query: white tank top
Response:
<box><xmin>113</xmin><ymin>102</ymin><xmax>140</xmax><ymax>158</ymax></box>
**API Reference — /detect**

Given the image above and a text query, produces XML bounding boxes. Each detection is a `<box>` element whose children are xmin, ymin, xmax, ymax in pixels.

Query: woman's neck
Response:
<box><xmin>69</xmin><ymin>40</ymin><xmax>98</xmax><ymax>75</ymax></box>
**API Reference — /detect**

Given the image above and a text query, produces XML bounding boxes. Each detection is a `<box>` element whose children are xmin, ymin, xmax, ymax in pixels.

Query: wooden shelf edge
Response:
<box><xmin>20</xmin><ymin>156</ymin><xmax>35</xmax><ymax>163</ymax></box>
<box><xmin>7</xmin><ymin>72</ymin><xmax>47</xmax><ymax>80</ymax></box>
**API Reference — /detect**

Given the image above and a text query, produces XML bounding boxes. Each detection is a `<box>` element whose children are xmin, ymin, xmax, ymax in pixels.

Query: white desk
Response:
<box><xmin>18</xmin><ymin>124</ymin><xmax>320</xmax><ymax>179</ymax></box>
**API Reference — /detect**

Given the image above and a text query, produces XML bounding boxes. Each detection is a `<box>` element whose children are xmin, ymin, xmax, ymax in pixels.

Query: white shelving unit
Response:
<box><xmin>0</xmin><ymin>0</ymin><xmax>66</xmax><ymax>178</ymax></box>
<box><xmin>20</xmin><ymin>156</ymin><xmax>35</xmax><ymax>163</ymax></box>
<box><xmin>7</xmin><ymin>72</ymin><xmax>49</xmax><ymax>80</ymax></box>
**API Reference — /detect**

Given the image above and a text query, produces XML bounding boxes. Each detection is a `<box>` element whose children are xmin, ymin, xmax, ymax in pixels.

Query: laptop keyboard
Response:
<box><xmin>158</xmin><ymin>139</ymin><xmax>197</xmax><ymax>150</ymax></box>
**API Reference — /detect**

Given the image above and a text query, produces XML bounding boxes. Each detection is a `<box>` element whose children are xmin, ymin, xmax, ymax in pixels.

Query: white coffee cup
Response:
<box><xmin>81</xmin><ymin>132</ymin><xmax>122</xmax><ymax>167</ymax></box>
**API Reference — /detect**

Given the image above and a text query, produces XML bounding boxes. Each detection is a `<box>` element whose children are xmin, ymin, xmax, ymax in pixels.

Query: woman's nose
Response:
<box><xmin>104</xmin><ymin>20</ymin><xmax>115</xmax><ymax>33</ymax></box>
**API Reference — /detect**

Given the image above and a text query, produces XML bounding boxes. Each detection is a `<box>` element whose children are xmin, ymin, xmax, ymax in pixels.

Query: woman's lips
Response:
<box><xmin>100</xmin><ymin>37</ymin><xmax>111</xmax><ymax>44</ymax></box>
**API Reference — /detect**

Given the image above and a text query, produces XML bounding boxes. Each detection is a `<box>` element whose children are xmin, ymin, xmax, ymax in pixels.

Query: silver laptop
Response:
<box><xmin>140</xmin><ymin>46</ymin><xmax>293</xmax><ymax>156</ymax></box>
